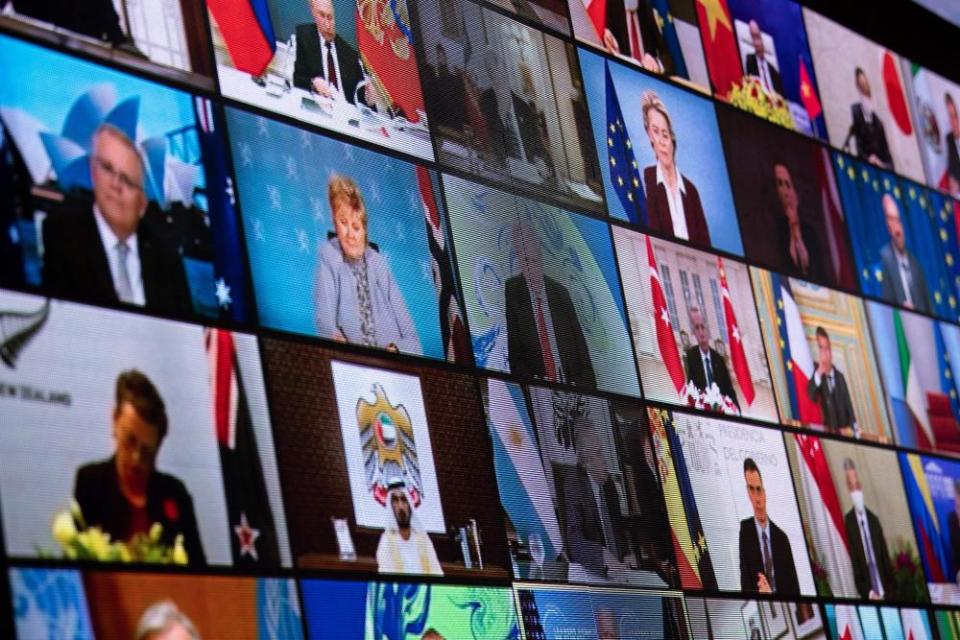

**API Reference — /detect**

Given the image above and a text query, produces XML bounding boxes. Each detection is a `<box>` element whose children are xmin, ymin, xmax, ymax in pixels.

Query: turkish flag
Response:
<box><xmin>697</xmin><ymin>0</ymin><xmax>742</xmax><ymax>98</ymax></box>
<box><xmin>647</xmin><ymin>236</ymin><xmax>686</xmax><ymax>394</ymax></box>
<box><xmin>882</xmin><ymin>50</ymin><xmax>913</xmax><ymax>135</ymax></box>
<box><xmin>718</xmin><ymin>257</ymin><xmax>754</xmax><ymax>405</ymax></box>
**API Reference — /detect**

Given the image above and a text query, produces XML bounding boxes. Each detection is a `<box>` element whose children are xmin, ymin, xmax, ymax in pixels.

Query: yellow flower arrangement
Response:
<box><xmin>728</xmin><ymin>76</ymin><xmax>796</xmax><ymax>130</ymax></box>
<box><xmin>48</xmin><ymin>501</ymin><xmax>188</xmax><ymax>565</ymax></box>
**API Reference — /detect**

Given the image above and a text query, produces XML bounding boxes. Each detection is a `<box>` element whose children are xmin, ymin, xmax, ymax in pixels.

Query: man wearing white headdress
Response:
<box><xmin>375</xmin><ymin>480</ymin><xmax>443</xmax><ymax>575</ymax></box>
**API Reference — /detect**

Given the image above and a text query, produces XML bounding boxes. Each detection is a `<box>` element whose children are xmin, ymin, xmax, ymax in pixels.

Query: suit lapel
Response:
<box><xmin>80</xmin><ymin>209</ymin><xmax>120</xmax><ymax>304</ymax></box>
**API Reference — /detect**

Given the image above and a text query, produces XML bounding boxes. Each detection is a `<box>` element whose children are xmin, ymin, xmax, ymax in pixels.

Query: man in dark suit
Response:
<box><xmin>878</xmin><ymin>193</ymin><xmax>931</xmax><ymax>314</ymax></box>
<box><xmin>744</xmin><ymin>19</ymin><xmax>784</xmax><ymax>97</ymax></box>
<box><xmin>293</xmin><ymin>0</ymin><xmax>375</xmax><ymax>108</ymax></box>
<box><xmin>600</xmin><ymin>0</ymin><xmax>675</xmax><ymax>75</ymax></box>
<box><xmin>505</xmin><ymin>220</ymin><xmax>595</xmax><ymax>388</ymax></box>
<box><xmin>73</xmin><ymin>370</ymin><xmax>206</xmax><ymax>565</ymax></box>
<box><xmin>41</xmin><ymin>124</ymin><xmax>192</xmax><ymax>317</ymax></box>
<box><xmin>944</xmin><ymin>93</ymin><xmax>960</xmax><ymax>196</ymax></box>
<box><xmin>556</xmin><ymin>421</ymin><xmax>627</xmax><ymax>576</ymax></box>
<box><xmin>849</xmin><ymin>67</ymin><xmax>894</xmax><ymax>170</ymax></box>
<box><xmin>807</xmin><ymin>326</ymin><xmax>858</xmax><ymax>436</ymax></box>
<box><xmin>683</xmin><ymin>306</ymin><xmax>739</xmax><ymax>411</ymax></box>
<box><xmin>772</xmin><ymin>163</ymin><xmax>827</xmax><ymax>284</ymax></box>
<box><xmin>842</xmin><ymin>458</ymin><xmax>893</xmax><ymax>600</ymax></box>
<box><xmin>738</xmin><ymin>457</ymin><xmax>800</xmax><ymax>595</ymax></box>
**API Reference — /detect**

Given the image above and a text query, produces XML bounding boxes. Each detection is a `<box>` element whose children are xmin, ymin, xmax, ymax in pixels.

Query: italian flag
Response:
<box><xmin>895</xmin><ymin>310</ymin><xmax>933</xmax><ymax>449</ymax></box>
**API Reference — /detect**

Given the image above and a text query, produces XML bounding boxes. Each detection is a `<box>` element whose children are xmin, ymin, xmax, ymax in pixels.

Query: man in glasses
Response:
<box><xmin>73</xmin><ymin>370</ymin><xmax>206</xmax><ymax>565</ymax></box>
<box><xmin>42</xmin><ymin>124</ymin><xmax>192</xmax><ymax>316</ymax></box>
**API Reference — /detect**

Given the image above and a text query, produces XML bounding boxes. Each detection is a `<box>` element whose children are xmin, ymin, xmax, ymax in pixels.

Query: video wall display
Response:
<box><xmin>5</xmin><ymin>0</ymin><xmax>960</xmax><ymax>635</ymax></box>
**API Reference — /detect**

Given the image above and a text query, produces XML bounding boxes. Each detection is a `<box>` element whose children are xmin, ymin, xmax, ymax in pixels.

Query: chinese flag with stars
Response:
<box><xmin>207</xmin><ymin>329</ymin><xmax>280</xmax><ymax>566</ymax></box>
<box><xmin>697</xmin><ymin>0</ymin><xmax>742</xmax><ymax>98</ymax></box>
<box><xmin>718</xmin><ymin>257</ymin><xmax>754</xmax><ymax>405</ymax></box>
<box><xmin>648</xmin><ymin>236</ymin><xmax>686</xmax><ymax>394</ymax></box>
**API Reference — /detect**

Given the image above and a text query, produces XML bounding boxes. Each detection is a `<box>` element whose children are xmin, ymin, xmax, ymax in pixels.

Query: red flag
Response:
<box><xmin>882</xmin><ymin>50</ymin><xmax>913</xmax><ymax>135</ymax></box>
<box><xmin>355</xmin><ymin>0</ymin><xmax>426</xmax><ymax>123</ymax></box>
<box><xmin>207</xmin><ymin>0</ymin><xmax>276</xmax><ymax>77</ymax></box>
<box><xmin>697</xmin><ymin>0</ymin><xmax>742</xmax><ymax>98</ymax></box>
<box><xmin>799</xmin><ymin>57</ymin><xmax>822</xmax><ymax>120</ymax></box>
<box><xmin>647</xmin><ymin>236</ymin><xmax>685</xmax><ymax>394</ymax></box>
<box><xmin>796</xmin><ymin>434</ymin><xmax>848</xmax><ymax>549</ymax></box>
<box><xmin>584</xmin><ymin>0</ymin><xmax>608</xmax><ymax>41</ymax></box>
<box><xmin>717</xmin><ymin>258</ymin><xmax>754</xmax><ymax>406</ymax></box>
<box><xmin>816</xmin><ymin>147</ymin><xmax>855</xmax><ymax>288</ymax></box>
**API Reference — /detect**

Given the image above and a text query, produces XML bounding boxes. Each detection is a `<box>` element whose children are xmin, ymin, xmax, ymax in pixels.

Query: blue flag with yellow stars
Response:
<box><xmin>605</xmin><ymin>60</ymin><xmax>647</xmax><ymax>226</ymax></box>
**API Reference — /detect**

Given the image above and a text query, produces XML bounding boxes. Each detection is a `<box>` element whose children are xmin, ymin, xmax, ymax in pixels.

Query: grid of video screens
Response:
<box><xmin>2</xmin><ymin>0</ymin><xmax>960</xmax><ymax>637</ymax></box>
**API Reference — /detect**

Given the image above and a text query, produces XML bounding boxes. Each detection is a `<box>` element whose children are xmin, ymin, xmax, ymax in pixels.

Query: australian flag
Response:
<box><xmin>604</xmin><ymin>61</ymin><xmax>646</xmax><ymax>225</ymax></box>
<box><xmin>207</xmin><ymin>329</ymin><xmax>280</xmax><ymax>566</ymax></box>
<box><xmin>194</xmin><ymin>97</ymin><xmax>250</xmax><ymax>322</ymax></box>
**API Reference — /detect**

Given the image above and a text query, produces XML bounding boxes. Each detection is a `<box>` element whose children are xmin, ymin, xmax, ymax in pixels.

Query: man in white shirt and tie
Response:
<box><xmin>293</xmin><ymin>0</ymin><xmax>380</xmax><ymax>108</ymax></box>
<box><xmin>744</xmin><ymin>19</ymin><xmax>783</xmax><ymax>98</ymax></box>
<box><xmin>41</xmin><ymin>124</ymin><xmax>192</xmax><ymax>315</ymax></box>
<box><xmin>878</xmin><ymin>193</ymin><xmax>931</xmax><ymax>314</ymax></box>
<box><xmin>842</xmin><ymin>458</ymin><xmax>893</xmax><ymax>600</ymax></box>
<box><xmin>683</xmin><ymin>306</ymin><xmax>740</xmax><ymax>411</ymax></box>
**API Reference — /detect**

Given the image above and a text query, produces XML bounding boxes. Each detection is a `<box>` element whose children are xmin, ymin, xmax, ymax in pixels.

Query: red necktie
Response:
<box><xmin>627</xmin><ymin>10</ymin><xmax>642</xmax><ymax>60</ymax></box>
<box><xmin>535</xmin><ymin>296</ymin><xmax>558</xmax><ymax>380</ymax></box>
<box><xmin>325</xmin><ymin>42</ymin><xmax>338</xmax><ymax>90</ymax></box>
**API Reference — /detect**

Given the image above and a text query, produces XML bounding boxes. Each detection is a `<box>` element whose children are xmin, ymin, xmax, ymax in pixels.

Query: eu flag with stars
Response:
<box><xmin>605</xmin><ymin>61</ymin><xmax>647</xmax><ymax>226</ymax></box>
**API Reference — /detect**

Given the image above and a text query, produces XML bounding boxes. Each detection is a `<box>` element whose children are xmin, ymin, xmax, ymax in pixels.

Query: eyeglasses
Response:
<box><xmin>93</xmin><ymin>155</ymin><xmax>143</xmax><ymax>192</ymax></box>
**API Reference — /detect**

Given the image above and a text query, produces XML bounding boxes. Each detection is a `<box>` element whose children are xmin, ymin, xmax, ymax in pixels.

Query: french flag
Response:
<box><xmin>208</xmin><ymin>0</ymin><xmax>277</xmax><ymax>77</ymax></box>
<box><xmin>772</xmin><ymin>273</ymin><xmax>823</xmax><ymax>425</ymax></box>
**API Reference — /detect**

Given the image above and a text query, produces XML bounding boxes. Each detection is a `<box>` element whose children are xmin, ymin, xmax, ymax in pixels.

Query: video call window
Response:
<box><xmin>484</xmin><ymin>379</ymin><xmax>679</xmax><ymax>589</ymax></box>
<box><xmin>686</xmin><ymin>597</ymin><xmax>826</xmax><ymax>639</ymax></box>
<box><xmin>651</xmin><ymin>408</ymin><xmax>816</xmax><ymax>596</ymax></box>
<box><xmin>826</xmin><ymin>605</ymin><xmax>934</xmax><ymax>640</ymax></box>
<box><xmin>302</xmin><ymin>579</ymin><xmax>520</xmax><ymax>639</ymax></box>
<box><xmin>0</xmin><ymin>291</ymin><xmax>292</xmax><ymax>569</ymax></box>
<box><xmin>9</xmin><ymin>568</ymin><xmax>303</xmax><ymax>639</ymax></box>
<box><xmin>568</xmin><ymin>0</ymin><xmax>710</xmax><ymax>91</ymax></box>
<box><xmin>751</xmin><ymin>268</ymin><xmax>894</xmax><ymax>442</ymax></box>
<box><xmin>804</xmin><ymin>9</ymin><xmax>928</xmax><ymax>184</ymax></box>
<box><xmin>900</xmin><ymin>452</ymin><xmax>960</xmax><ymax>605</ymax></box>
<box><xmin>905</xmin><ymin>63</ymin><xmax>960</xmax><ymax>198</ymax></box>
<box><xmin>259</xmin><ymin>339</ymin><xmax>511</xmax><ymax>579</ymax></box>
<box><xmin>225</xmin><ymin>108</ymin><xmax>471</xmax><ymax>364</ymax></box>
<box><xmin>614</xmin><ymin>228</ymin><xmax>779</xmax><ymax>422</ymax></box>
<box><xmin>699</xmin><ymin>0</ymin><xmax>827</xmax><ymax>139</ymax></box>
<box><xmin>1</xmin><ymin>0</ymin><xmax>215</xmax><ymax>90</ymax></box>
<box><xmin>516</xmin><ymin>585</ymin><xmax>688</xmax><ymax>639</ymax></box>
<box><xmin>717</xmin><ymin>104</ymin><xmax>858</xmax><ymax>291</ymax></box>
<box><xmin>580</xmin><ymin>49</ymin><xmax>744</xmax><ymax>256</ymax></box>
<box><xmin>786</xmin><ymin>434</ymin><xmax>927</xmax><ymax>603</ymax></box>
<box><xmin>444</xmin><ymin>174</ymin><xmax>640</xmax><ymax>397</ymax></box>
<box><xmin>207</xmin><ymin>0</ymin><xmax>433</xmax><ymax>160</ymax></box>
<box><xmin>866</xmin><ymin>302</ymin><xmax>960</xmax><ymax>452</ymax></box>
<box><xmin>0</xmin><ymin>35</ymin><xmax>254</xmax><ymax>323</ymax></box>
<box><xmin>416</xmin><ymin>0</ymin><xmax>605</xmax><ymax>214</ymax></box>
<box><xmin>835</xmin><ymin>152</ymin><xmax>960</xmax><ymax>322</ymax></box>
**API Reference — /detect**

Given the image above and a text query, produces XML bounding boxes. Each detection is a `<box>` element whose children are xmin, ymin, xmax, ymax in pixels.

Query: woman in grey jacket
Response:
<box><xmin>314</xmin><ymin>175</ymin><xmax>421</xmax><ymax>354</ymax></box>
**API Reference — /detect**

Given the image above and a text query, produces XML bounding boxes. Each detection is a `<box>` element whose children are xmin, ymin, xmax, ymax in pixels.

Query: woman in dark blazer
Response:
<box><xmin>640</xmin><ymin>90</ymin><xmax>711</xmax><ymax>247</ymax></box>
